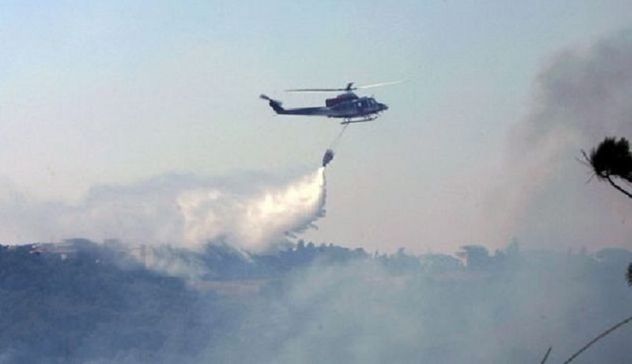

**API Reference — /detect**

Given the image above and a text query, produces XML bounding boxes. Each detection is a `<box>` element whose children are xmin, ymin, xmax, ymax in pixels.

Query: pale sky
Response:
<box><xmin>1</xmin><ymin>1</ymin><xmax>631</xmax><ymax>253</ymax></box>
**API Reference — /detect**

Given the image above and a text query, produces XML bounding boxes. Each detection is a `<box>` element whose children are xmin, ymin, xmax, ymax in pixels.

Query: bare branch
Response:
<box><xmin>539</xmin><ymin>346</ymin><xmax>552</xmax><ymax>364</ymax></box>
<box><xmin>563</xmin><ymin>315</ymin><xmax>632</xmax><ymax>364</ymax></box>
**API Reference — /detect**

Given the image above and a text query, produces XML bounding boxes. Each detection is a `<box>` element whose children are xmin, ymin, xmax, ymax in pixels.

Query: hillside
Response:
<box><xmin>1</xmin><ymin>240</ymin><xmax>631</xmax><ymax>363</ymax></box>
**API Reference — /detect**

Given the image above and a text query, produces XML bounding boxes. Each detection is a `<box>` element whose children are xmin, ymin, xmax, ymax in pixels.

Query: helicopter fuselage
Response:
<box><xmin>261</xmin><ymin>92</ymin><xmax>388</xmax><ymax>123</ymax></box>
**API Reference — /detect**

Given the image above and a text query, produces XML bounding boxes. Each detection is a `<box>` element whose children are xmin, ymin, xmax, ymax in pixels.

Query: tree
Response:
<box><xmin>456</xmin><ymin>245</ymin><xmax>491</xmax><ymax>270</ymax></box>
<box><xmin>584</xmin><ymin>137</ymin><xmax>632</xmax><ymax>290</ymax></box>
<box><xmin>552</xmin><ymin>137</ymin><xmax>632</xmax><ymax>363</ymax></box>
<box><xmin>584</xmin><ymin>137</ymin><xmax>632</xmax><ymax>198</ymax></box>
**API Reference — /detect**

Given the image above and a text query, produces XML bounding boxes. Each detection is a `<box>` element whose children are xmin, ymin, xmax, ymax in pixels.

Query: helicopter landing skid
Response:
<box><xmin>340</xmin><ymin>115</ymin><xmax>378</xmax><ymax>125</ymax></box>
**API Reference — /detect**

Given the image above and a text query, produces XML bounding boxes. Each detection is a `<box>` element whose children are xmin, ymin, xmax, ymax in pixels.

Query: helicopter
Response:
<box><xmin>260</xmin><ymin>81</ymin><xmax>398</xmax><ymax>125</ymax></box>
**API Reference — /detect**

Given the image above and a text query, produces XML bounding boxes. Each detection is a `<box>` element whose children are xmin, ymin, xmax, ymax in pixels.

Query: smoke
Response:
<box><xmin>0</xmin><ymin>168</ymin><xmax>327</xmax><ymax>252</ymax></box>
<box><xmin>202</xmin><ymin>251</ymin><xmax>632</xmax><ymax>363</ymax></box>
<box><xmin>3</xmin><ymin>237</ymin><xmax>632</xmax><ymax>362</ymax></box>
<box><xmin>491</xmin><ymin>29</ymin><xmax>632</xmax><ymax>249</ymax></box>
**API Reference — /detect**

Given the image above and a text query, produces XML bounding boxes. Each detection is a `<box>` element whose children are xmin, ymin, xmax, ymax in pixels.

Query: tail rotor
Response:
<box><xmin>259</xmin><ymin>94</ymin><xmax>285</xmax><ymax>114</ymax></box>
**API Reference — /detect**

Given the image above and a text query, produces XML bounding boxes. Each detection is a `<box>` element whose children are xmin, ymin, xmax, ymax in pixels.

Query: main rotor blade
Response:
<box><xmin>285</xmin><ymin>88</ymin><xmax>348</xmax><ymax>93</ymax></box>
<box><xmin>285</xmin><ymin>80</ymin><xmax>403</xmax><ymax>92</ymax></box>
<box><xmin>355</xmin><ymin>80</ymin><xmax>405</xmax><ymax>89</ymax></box>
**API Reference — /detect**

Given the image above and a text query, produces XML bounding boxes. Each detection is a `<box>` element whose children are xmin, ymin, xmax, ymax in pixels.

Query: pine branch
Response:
<box><xmin>606</xmin><ymin>176</ymin><xmax>632</xmax><ymax>199</ymax></box>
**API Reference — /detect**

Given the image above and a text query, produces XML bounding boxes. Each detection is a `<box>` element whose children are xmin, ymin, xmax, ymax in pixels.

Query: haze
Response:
<box><xmin>1</xmin><ymin>1</ymin><xmax>631</xmax><ymax>254</ymax></box>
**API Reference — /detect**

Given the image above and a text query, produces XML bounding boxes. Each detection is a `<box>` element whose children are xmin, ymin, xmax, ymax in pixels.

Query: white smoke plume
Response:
<box><xmin>0</xmin><ymin>168</ymin><xmax>327</xmax><ymax>252</ymax></box>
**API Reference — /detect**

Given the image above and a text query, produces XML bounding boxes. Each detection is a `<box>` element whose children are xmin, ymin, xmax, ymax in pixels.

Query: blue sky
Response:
<box><xmin>1</xmin><ymin>1</ymin><xmax>631</xmax><ymax>252</ymax></box>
